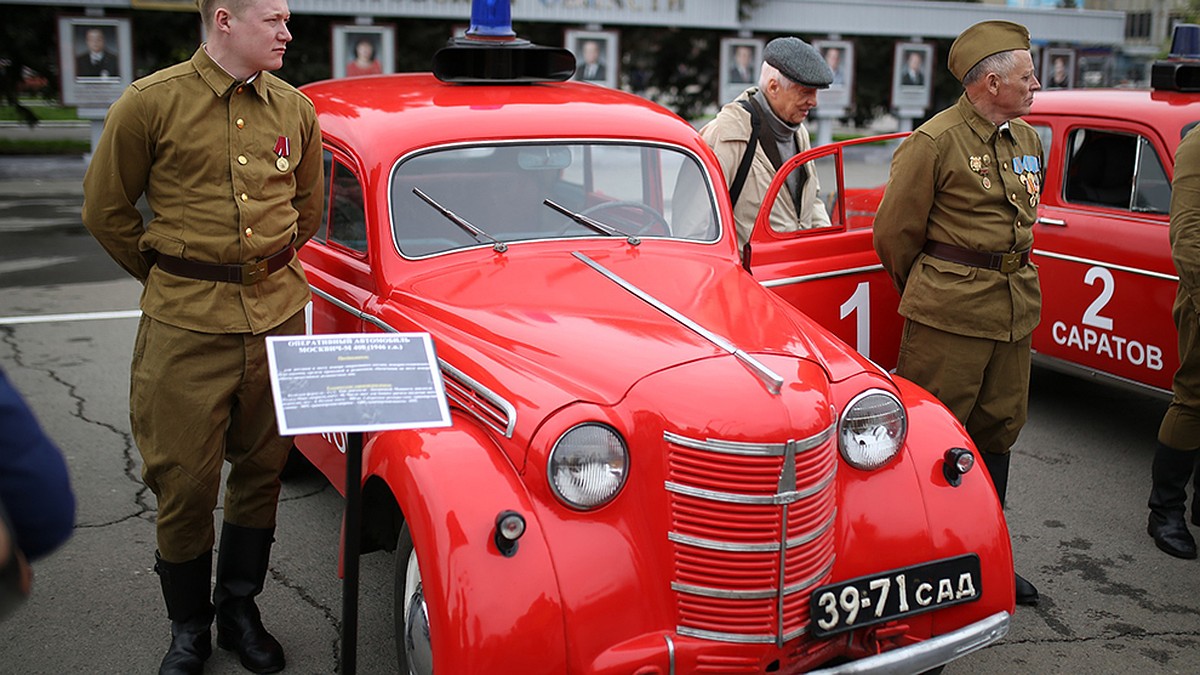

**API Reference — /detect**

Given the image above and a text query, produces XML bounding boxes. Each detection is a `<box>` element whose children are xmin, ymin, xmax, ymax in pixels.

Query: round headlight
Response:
<box><xmin>548</xmin><ymin>423</ymin><xmax>629</xmax><ymax>509</ymax></box>
<box><xmin>839</xmin><ymin>389</ymin><xmax>907</xmax><ymax>470</ymax></box>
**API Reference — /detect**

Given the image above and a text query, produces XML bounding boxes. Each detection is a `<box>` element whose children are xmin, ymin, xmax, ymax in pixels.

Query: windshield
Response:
<box><xmin>390</xmin><ymin>142</ymin><xmax>720</xmax><ymax>257</ymax></box>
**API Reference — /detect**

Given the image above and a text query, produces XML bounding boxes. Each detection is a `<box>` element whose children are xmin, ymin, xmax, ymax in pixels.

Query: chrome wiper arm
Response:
<box><xmin>543</xmin><ymin>199</ymin><xmax>640</xmax><ymax>246</ymax></box>
<box><xmin>412</xmin><ymin>187</ymin><xmax>508</xmax><ymax>253</ymax></box>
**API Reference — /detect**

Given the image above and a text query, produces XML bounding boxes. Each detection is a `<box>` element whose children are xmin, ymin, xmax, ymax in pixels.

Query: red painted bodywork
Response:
<box><xmin>1024</xmin><ymin>88</ymin><xmax>1200</xmax><ymax>395</ymax></box>
<box><xmin>294</xmin><ymin>73</ymin><xmax>1013</xmax><ymax>672</ymax></box>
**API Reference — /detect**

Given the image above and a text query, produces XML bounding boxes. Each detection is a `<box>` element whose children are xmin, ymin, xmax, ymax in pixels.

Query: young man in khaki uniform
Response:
<box><xmin>1149</xmin><ymin>125</ymin><xmax>1200</xmax><ymax>560</ymax></box>
<box><xmin>873</xmin><ymin>20</ymin><xmax>1043</xmax><ymax>606</ymax></box>
<box><xmin>81</xmin><ymin>0</ymin><xmax>323</xmax><ymax>671</ymax></box>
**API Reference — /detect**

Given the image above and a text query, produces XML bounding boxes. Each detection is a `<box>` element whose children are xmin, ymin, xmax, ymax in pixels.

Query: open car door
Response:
<box><xmin>747</xmin><ymin>133</ymin><xmax>907</xmax><ymax>370</ymax></box>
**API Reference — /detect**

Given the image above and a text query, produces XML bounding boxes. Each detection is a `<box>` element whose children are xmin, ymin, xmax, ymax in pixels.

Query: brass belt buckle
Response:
<box><xmin>998</xmin><ymin>252</ymin><xmax>1022</xmax><ymax>274</ymax></box>
<box><xmin>241</xmin><ymin>259</ymin><xmax>269</xmax><ymax>285</ymax></box>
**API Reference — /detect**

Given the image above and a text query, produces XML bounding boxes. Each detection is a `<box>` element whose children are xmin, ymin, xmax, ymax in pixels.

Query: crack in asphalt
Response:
<box><xmin>1</xmin><ymin>325</ymin><xmax>155</xmax><ymax>518</ymax></box>
<box><xmin>268</xmin><ymin>560</ymin><xmax>345</xmax><ymax>669</ymax></box>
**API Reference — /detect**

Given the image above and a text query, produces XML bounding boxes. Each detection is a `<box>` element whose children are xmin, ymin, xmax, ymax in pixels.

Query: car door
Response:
<box><xmin>748</xmin><ymin>134</ymin><xmax>906</xmax><ymax>370</ymax></box>
<box><xmin>295</xmin><ymin>145</ymin><xmax>379</xmax><ymax>476</ymax></box>
<box><xmin>1026</xmin><ymin>116</ymin><xmax>1177</xmax><ymax>394</ymax></box>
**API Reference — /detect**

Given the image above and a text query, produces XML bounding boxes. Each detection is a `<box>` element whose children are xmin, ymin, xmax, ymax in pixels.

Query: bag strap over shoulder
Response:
<box><xmin>728</xmin><ymin>98</ymin><xmax>760</xmax><ymax>208</ymax></box>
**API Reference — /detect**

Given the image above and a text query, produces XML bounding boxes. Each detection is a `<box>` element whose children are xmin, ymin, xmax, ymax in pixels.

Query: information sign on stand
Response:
<box><xmin>266</xmin><ymin>333</ymin><xmax>450</xmax><ymax>675</ymax></box>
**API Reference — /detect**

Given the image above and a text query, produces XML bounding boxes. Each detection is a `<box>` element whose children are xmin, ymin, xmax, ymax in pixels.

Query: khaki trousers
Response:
<box><xmin>131</xmin><ymin>311</ymin><xmax>304</xmax><ymax>562</ymax></box>
<box><xmin>896</xmin><ymin>320</ymin><xmax>1032</xmax><ymax>457</ymax></box>
<box><xmin>1160</xmin><ymin>292</ymin><xmax>1200</xmax><ymax>451</ymax></box>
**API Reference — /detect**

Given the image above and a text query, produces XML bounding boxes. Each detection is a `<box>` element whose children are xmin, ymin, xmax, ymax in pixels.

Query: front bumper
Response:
<box><xmin>808</xmin><ymin>611</ymin><xmax>1009</xmax><ymax>675</ymax></box>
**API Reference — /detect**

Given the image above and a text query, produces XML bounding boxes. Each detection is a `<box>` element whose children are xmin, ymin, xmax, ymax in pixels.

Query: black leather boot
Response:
<box><xmin>979</xmin><ymin>452</ymin><xmax>1040</xmax><ymax>606</ymax></box>
<box><xmin>214</xmin><ymin>523</ymin><xmax>285</xmax><ymax>673</ymax></box>
<box><xmin>1148</xmin><ymin>442</ymin><xmax>1197</xmax><ymax>559</ymax></box>
<box><xmin>155</xmin><ymin>551</ymin><xmax>214</xmax><ymax>675</ymax></box>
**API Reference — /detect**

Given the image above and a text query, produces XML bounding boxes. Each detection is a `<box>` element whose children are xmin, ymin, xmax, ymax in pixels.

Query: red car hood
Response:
<box><xmin>385</xmin><ymin>244</ymin><xmax>861</xmax><ymax>410</ymax></box>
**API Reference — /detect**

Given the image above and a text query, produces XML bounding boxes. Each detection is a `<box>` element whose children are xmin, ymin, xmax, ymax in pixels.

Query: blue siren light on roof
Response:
<box><xmin>1152</xmin><ymin>24</ymin><xmax>1200</xmax><ymax>92</ymax></box>
<box><xmin>468</xmin><ymin>0</ymin><xmax>516</xmax><ymax>38</ymax></box>
<box><xmin>432</xmin><ymin>1</ymin><xmax>576</xmax><ymax>83</ymax></box>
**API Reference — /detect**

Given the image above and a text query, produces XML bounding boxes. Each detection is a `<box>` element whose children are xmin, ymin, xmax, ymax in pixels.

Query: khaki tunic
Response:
<box><xmin>700</xmin><ymin>88</ymin><xmax>831</xmax><ymax>249</ymax></box>
<box><xmin>874</xmin><ymin>93</ymin><xmax>1043</xmax><ymax>457</ymax></box>
<box><xmin>874</xmin><ymin>93</ymin><xmax>1043</xmax><ymax>342</ymax></box>
<box><xmin>81</xmin><ymin>47</ymin><xmax>324</xmax><ymax>560</ymax></box>
<box><xmin>1160</xmin><ymin>125</ymin><xmax>1200</xmax><ymax>451</ymax></box>
<box><xmin>82</xmin><ymin>47</ymin><xmax>323</xmax><ymax>336</ymax></box>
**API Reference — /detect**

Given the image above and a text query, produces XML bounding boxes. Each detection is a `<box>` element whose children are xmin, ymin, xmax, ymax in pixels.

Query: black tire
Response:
<box><xmin>279</xmin><ymin>444</ymin><xmax>315</xmax><ymax>481</ymax></box>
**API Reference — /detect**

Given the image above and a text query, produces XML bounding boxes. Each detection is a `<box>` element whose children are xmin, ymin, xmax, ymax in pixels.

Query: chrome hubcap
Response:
<box><xmin>403</xmin><ymin>549</ymin><xmax>433</xmax><ymax>675</ymax></box>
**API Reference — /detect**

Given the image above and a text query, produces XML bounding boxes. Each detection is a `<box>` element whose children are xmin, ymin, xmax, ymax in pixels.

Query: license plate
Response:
<box><xmin>809</xmin><ymin>554</ymin><xmax>982</xmax><ymax>637</ymax></box>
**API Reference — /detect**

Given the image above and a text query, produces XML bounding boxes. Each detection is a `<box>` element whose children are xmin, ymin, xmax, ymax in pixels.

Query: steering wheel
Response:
<box><xmin>580</xmin><ymin>200</ymin><xmax>670</xmax><ymax>237</ymax></box>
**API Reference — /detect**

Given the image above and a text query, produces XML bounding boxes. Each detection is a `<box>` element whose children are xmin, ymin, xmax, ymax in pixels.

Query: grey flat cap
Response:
<box><xmin>763</xmin><ymin>36</ymin><xmax>833</xmax><ymax>89</ymax></box>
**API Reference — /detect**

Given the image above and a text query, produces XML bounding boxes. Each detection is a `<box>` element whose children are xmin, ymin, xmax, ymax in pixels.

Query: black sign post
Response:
<box><xmin>265</xmin><ymin>333</ymin><xmax>450</xmax><ymax>675</ymax></box>
<box><xmin>342</xmin><ymin>431</ymin><xmax>363</xmax><ymax>675</ymax></box>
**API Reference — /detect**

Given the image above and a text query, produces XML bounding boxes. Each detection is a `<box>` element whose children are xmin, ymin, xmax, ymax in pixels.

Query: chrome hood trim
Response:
<box><xmin>573</xmin><ymin>252</ymin><xmax>784</xmax><ymax>395</ymax></box>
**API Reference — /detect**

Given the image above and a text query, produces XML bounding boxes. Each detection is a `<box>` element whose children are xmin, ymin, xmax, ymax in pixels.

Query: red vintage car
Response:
<box><xmin>292</xmin><ymin>17</ymin><xmax>1013</xmax><ymax>675</ymax></box>
<box><xmin>1023</xmin><ymin>77</ymin><xmax>1199</xmax><ymax>395</ymax></box>
<box><xmin>755</xmin><ymin>54</ymin><xmax>1200</xmax><ymax>398</ymax></box>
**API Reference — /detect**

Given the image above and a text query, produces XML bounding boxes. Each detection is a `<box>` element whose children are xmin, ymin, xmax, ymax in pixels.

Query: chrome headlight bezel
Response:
<box><xmin>838</xmin><ymin>388</ymin><xmax>907</xmax><ymax>470</ymax></box>
<box><xmin>547</xmin><ymin>423</ymin><xmax>629</xmax><ymax>510</ymax></box>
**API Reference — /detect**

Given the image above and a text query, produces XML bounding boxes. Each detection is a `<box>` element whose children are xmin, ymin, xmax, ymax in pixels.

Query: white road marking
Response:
<box><xmin>0</xmin><ymin>309</ymin><xmax>141</xmax><ymax>326</ymax></box>
<box><xmin>0</xmin><ymin>256</ymin><xmax>78</xmax><ymax>274</ymax></box>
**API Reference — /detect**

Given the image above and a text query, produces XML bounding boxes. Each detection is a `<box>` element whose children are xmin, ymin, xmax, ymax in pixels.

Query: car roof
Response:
<box><xmin>1029</xmin><ymin>88</ymin><xmax>1200</xmax><ymax>143</ymax></box>
<box><xmin>301</xmin><ymin>73</ymin><xmax>707</xmax><ymax>167</ymax></box>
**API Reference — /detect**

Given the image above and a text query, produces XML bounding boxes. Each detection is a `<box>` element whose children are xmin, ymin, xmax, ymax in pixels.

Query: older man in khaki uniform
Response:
<box><xmin>82</xmin><ymin>0</ymin><xmax>322</xmax><ymax>671</ymax></box>
<box><xmin>874</xmin><ymin>20</ymin><xmax>1043</xmax><ymax>606</ymax></box>
<box><xmin>700</xmin><ymin>36</ymin><xmax>833</xmax><ymax>253</ymax></box>
<box><xmin>1148</xmin><ymin>126</ymin><xmax>1200</xmax><ymax>560</ymax></box>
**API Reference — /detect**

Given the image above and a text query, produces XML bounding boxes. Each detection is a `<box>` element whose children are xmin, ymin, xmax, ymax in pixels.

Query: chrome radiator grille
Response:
<box><xmin>665</xmin><ymin>428</ymin><xmax>838</xmax><ymax>646</ymax></box>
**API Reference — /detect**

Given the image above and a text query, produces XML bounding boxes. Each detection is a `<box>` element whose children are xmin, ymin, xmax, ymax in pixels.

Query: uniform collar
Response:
<box><xmin>956</xmin><ymin>93</ymin><xmax>1003</xmax><ymax>144</ymax></box>
<box><xmin>192</xmin><ymin>46</ymin><xmax>269</xmax><ymax>102</ymax></box>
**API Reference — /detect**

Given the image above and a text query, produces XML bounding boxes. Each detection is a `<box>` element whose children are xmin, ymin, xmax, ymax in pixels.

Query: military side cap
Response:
<box><xmin>948</xmin><ymin>20</ymin><xmax>1031</xmax><ymax>81</ymax></box>
<box><xmin>763</xmin><ymin>37</ymin><xmax>833</xmax><ymax>89</ymax></box>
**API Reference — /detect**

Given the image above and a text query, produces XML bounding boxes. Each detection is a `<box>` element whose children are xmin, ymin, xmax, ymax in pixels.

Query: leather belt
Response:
<box><xmin>922</xmin><ymin>241</ymin><xmax>1030</xmax><ymax>274</ymax></box>
<box><xmin>155</xmin><ymin>247</ymin><xmax>294</xmax><ymax>285</ymax></box>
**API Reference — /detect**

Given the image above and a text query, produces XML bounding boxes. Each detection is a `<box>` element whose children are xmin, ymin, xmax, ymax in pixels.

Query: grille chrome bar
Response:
<box><xmin>665</xmin><ymin>470</ymin><xmax>835</xmax><ymax>505</ymax></box>
<box><xmin>664</xmin><ymin>426</ymin><xmax>833</xmax><ymax>456</ymax></box>
<box><xmin>668</xmin><ymin>510</ymin><xmax>836</xmax><ymax>553</ymax></box>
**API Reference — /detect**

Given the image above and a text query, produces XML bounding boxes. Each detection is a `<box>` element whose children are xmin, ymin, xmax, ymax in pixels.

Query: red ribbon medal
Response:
<box><xmin>274</xmin><ymin>136</ymin><xmax>290</xmax><ymax>172</ymax></box>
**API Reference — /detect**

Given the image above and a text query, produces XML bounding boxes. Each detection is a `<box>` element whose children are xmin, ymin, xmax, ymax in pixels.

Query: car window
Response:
<box><xmin>1063</xmin><ymin>128</ymin><xmax>1169</xmax><ymax>214</ymax></box>
<box><xmin>317</xmin><ymin>150</ymin><xmax>333</xmax><ymax>243</ymax></box>
<box><xmin>389</xmin><ymin>142</ymin><xmax>719</xmax><ymax>257</ymax></box>
<box><xmin>1031</xmin><ymin>124</ymin><xmax>1052</xmax><ymax>160</ymax></box>
<box><xmin>328</xmin><ymin>159</ymin><xmax>368</xmax><ymax>253</ymax></box>
<box><xmin>1133</xmin><ymin>135</ymin><xmax>1171</xmax><ymax>214</ymax></box>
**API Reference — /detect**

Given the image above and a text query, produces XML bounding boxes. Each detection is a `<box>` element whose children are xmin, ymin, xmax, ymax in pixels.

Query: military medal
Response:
<box><xmin>1013</xmin><ymin>154</ymin><xmax>1041</xmax><ymax>207</ymax></box>
<box><xmin>969</xmin><ymin>154</ymin><xmax>991</xmax><ymax>189</ymax></box>
<box><xmin>274</xmin><ymin>136</ymin><xmax>290</xmax><ymax>172</ymax></box>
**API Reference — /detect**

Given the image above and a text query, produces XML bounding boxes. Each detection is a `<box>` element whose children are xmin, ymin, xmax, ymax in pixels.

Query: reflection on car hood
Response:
<box><xmin>390</xmin><ymin>245</ymin><xmax>845</xmax><ymax>408</ymax></box>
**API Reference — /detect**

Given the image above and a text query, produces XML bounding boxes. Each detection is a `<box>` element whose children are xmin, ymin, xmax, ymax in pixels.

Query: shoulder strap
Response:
<box><xmin>729</xmin><ymin>99</ymin><xmax>760</xmax><ymax>208</ymax></box>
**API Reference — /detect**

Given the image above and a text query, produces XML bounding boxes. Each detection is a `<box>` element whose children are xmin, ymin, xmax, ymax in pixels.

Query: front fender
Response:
<box><xmin>364</xmin><ymin>421</ymin><xmax>568</xmax><ymax>673</ymax></box>
<box><xmin>822</xmin><ymin>372</ymin><xmax>1014</xmax><ymax>662</ymax></box>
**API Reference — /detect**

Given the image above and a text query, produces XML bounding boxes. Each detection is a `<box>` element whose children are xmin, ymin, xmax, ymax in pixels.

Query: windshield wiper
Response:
<box><xmin>412</xmin><ymin>187</ymin><xmax>508</xmax><ymax>253</ymax></box>
<box><xmin>542</xmin><ymin>199</ymin><xmax>640</xmax><ymax>246</ymax></box>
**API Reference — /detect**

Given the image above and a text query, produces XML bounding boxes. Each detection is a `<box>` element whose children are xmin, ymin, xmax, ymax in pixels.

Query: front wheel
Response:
<box><xmin>393</xmin><ymin>524</ymin><xmax>433</xmax><ymax>675</ymax></box>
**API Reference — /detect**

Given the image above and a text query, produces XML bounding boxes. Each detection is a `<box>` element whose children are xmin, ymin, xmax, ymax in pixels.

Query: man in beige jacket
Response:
<box><xmin>700</xmin><ymin>36</ymin><xmax>833</xmax><ymax>254</ymax></box>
